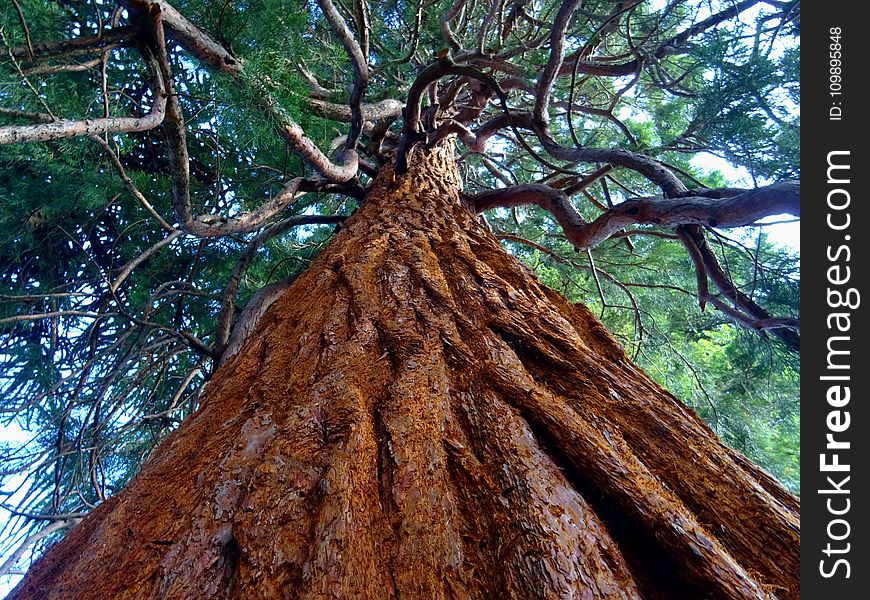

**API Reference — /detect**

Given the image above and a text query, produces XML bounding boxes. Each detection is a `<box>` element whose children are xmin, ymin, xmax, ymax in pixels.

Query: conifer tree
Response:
<box><xmin>1</xmin><ymin>1</ymin><xmax>799</xmax><ymax>597</ymax></box>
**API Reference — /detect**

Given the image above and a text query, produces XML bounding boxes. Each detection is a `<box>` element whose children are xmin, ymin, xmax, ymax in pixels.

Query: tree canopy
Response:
<box><xmin>0</xmin><ymin>0</ymin><xmax>799</xmax><ymax>582</ymax></box>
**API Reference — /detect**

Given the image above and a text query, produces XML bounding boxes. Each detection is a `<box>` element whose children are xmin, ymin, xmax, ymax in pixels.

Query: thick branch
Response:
<box><xmin>470</xmin><ymin>184</ymin><xmax>588</xmax><ymax>248</ymax></box>
<box><xmin>297</xmin><ymin>62</ymin><xmax>338</xmax><ymax>98</ymax></box>
<box><xmin>272</xmin><ymin>118</ymin><xmax>360</xmax><ymax>183</ymax></box>
<box><xmin>571</xmin><ymin>181</ymin><xmax>799</xmax><ymax>248</ymax></box>
<box><xmin>473</xmin><ymin>180</ymin><xmax>800</xmax><ymax>349</ymax></box>
<box><xmin>471</xmin><ymin>180</ymin><xmax>799</xmax><ymax>251</ymax></box>
<box><xmin>537</xmin><ymin>135</ymin><xmax>687</xmax><ymax>197</ymax></box>
<box><xmin>9</xmin><ymin>26</ymin><xmax>137</xmax><ymax>62</ymax></box>
<box><xmin>0</xmin><ymin>9</ymin><xmax>171</xmax><ymax>146</ymax></box>
<box><xmin>533</xmin><ymin>0</ymin><xmax>583</xmax><ymax>130</ymax></box>
<box><xmin>464</xmin><ymin>111</ymin><xmax>536</xmax><ymax>152</ymax></box>
<box><xmin>466</xmin><ymin>106</ymin><xmax>687</xmax><ymax>197</ymax></box>
<box><xmin>396</xmin><ymin>59</ymin><xmax>519</xmax><ymax>173</ymax></box>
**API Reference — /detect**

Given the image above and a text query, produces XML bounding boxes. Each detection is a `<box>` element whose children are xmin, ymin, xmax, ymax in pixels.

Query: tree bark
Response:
<box><xmin>9</xmin><ymin>145</ymin><xmax>799</xmax><ymax>600</ymax></box>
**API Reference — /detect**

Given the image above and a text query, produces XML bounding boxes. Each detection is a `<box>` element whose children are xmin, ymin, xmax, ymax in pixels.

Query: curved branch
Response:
<box><xmin>0</xmin><ymin>35</ymin><xmax>167</xmax><ymax>145</ymax></box>
<box><xmin>125</xmin><ymin>1</ymin><xmax>359</xmax><ymax>186</ymax></box>
<box><xmin>382</xmin><ymin>0</ymin><xmax>423</xmax><ymax>66</ymax></box>
<box><xmin>274</xmin><ymin>119</ymin><xmax>360</xmax><ymax>182</ymax></box>
<box><xmin>314</xmin><ymin>0</ymin><xmax>370</xmax><ymax>149</ymax></box>
<box><xmin>183</xmin><ymin>176</ymin><xmax>356</xmax><ymax>238</ymax></box>
<box><xmin>121</xmin><ymin>0</ymin><xmax>242</xmax><ymax>73</ymax></box>
<box><xmin>560</xmin><ymin>0</ymin><xmax>764</xmax><ymax>79</ymax></box>
<box><xmin>677</xmin><ymin>226</ymin><xmax>711</xmax><ymax>309</ymax></box>
<box><xmin>466</xmin><ymin>111</ymin><xmax>536</xmax><ymax>152</ymax></box>
<box><xmin>537</xmin><ymin>135</ymin><xmax>687</xmax><ymax>197</ymax></box>
<box><xmin>571</xmin><ymin>181</ymin><xmax>799</xmax><ymax>248</ymax></box>
<box><xmin>296</xmin><ymin>62</ymin><xmax>338</xmax><ymax>98</ymax></box>
<box><xmin>396</xmin><ymin>60</ymin><xmax>566</xmax><ymax>175</ymax></box>
<box><xmin>470</xmin><ymin>183</ymin><xmax>588</xmax><ymax>248</ymax></box>
<box><xmin>394</xmin><ymin>55</ymin><xmax>457</xmax><ymax>173</ymax></box>
<box><xmin>533</xmin><ymin>0</ymin><xmax>583</xmax><ymax>130</ymax></box>
<box><xmin>307</xmin><ymin>98</ymin><xmax>403</xmax><ymax>123</ymax></box>
<box><xmin>440</xmin><ymin>0</ymin><xmax>469</xmax><ymax>49</ymax></box>
<box><xmin>469</xmin><ymin>106</ymin><xmax>687</xmax><ymax>197</ymax></box>
<box><xmin>476</xmin><ymin>180</ymin><xmax>800</xmax><ymax>349</ymax></box>
<box><xmin>678</xmin><ymin>225</ymin><xmax>799</xmax><ymax>351</ymax></box>
<box><xmin>138</xmin><ymin>12</ymin><xmax>357</xmax><ymax>235</ymax></box>
<box><xmin>471</xmin><ymin>180</ymin><xmax>799</xmax><ymax>253</ymax></box>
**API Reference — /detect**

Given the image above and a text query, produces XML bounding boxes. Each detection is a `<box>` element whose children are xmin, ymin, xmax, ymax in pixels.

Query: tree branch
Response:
<box><xmin>680</xmin><ymin>225</ymin><xmax>800</xmax><ymax>351</ymax></box>
<box><xmin>314</xmin><ymin>0</ymin><xmax>369</xmax><ymax>150</ymax></box>
<box><xmin>121</xmin><ymin>0</ymin><xmax>242</xmax><ymax>73</ymax></box>
<box><xmin>533</xmin><ymin>0</ymin><xmax>583</xmax><ymax>130</ymax></box>
<box><xmin>133</xmin><ymin>7</ymin><xmax>357</xmax><ymax>236</ymax></box>
<box><xmin>440</xmin><ymin>0</ymin><xmax>469</xmax><ymax>49</ymax></box>
<box><xmin>570</xmin><ymin>181</ymin><xmax>799</xmax><ymax>249</ymax></box>
<box><xmin>559</xmin><ymin>0</ymin><xmax>764</xmax><ymax>78</ymax></box>
<box><xmin>128</xmin><ymin>2</ymin><xmax>360</xmax><ymax>185</ymax></box>
<box><xmin>473</xmin><ymin>180</ymin><xmax>797</xmax><ymax>251</ymax></box>
<box><xmin>110</xmin><ymin>229</ymin><xmax>185</xmax><ymax>293</ymax></box>
<box><xmin>0</xmin><ymin>61</ymin><xmax>166</xmax><ymax>144</ymax></box>
<box><xmin>0</xmin><ymin>519</ymin><xmax>79</xmax><ymax>577</ymax></box>
<box><xmin>0</xmin><ymin>311</ymin><xmax>114</xmax><ymax>327</ymax></box>
<box><xmin>470</xmin><ymin>183</ymin><xmax>588</xmax><ymax>248</ymax></box>
<box><xmin>8</xmin><ymin>25</ymin><xmax>138</xmax><ymax>62</ymax></box>
<box><xmin>89</xmin><ymin>135</ymin><xmax>176</xmax><ymax>232</ymax></box>
<box><xmin>537</xmin><ymin>136</ymin><xmax>687</xmax><ymax>197</ymax></box>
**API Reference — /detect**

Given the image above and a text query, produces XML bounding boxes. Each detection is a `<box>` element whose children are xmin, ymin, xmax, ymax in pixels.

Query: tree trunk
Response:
<box><xmin>10</xmin><ymin>145</ymin><xmax>799</xmax><ymax>600</ymax></box>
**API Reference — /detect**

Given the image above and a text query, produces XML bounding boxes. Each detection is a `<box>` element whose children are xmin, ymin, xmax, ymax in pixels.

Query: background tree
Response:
<box><xmin>0</xmin><ymin>0</ymin><xmax>799</xmax><ymax>596</ymax></box>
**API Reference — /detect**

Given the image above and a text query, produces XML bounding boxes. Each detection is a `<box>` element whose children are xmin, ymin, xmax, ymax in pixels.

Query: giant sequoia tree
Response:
<box><xmin>0</xmin><ymin>0</ymin><xmax>800</xmax><ymax>598</ymax></box>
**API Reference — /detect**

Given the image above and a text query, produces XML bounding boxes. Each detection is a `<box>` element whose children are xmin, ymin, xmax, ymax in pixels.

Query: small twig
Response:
<box><xmin>586</xmin><ymin>248</ymin><xmax>607</xmax><ymax>318</ymax></box>
<box><xmin>1</xmin><ymin>27</ymin><xmax>56</xmax><ymax>120</ymax></box>
<box><xmin>11</xmin><ymin>0</ymin><xmax>35</xmax><ymax>60</ymax></box>
<box><xmin>0</xmin><ymin>311</ymin><xmax>114</xmax><ymax>327</ymax></box>
<box><xmin>110</xmin><ymin>230</ymin><xmax>185</xmax><ymax>294</ymax></box>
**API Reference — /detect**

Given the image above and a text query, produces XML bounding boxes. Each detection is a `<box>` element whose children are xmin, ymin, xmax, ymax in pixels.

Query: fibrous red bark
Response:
<box><xmin>10</xmin><ymin>146</ymin><xmax>798</xmax><ymax>599</ymax></box>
